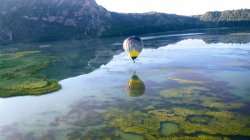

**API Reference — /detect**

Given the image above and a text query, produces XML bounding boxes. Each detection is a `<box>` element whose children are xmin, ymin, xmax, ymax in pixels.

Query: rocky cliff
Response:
<box><xmin>0</xmin><ymin>0</ymin><xmax>112</xmax><ymax>43</ymax></box>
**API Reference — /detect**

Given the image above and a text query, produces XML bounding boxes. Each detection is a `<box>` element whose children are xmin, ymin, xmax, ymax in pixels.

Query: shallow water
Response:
<box><xmin>0</xmin><ymin>29</ymin><xmax>250</xmax><ymax>140</ymax></box>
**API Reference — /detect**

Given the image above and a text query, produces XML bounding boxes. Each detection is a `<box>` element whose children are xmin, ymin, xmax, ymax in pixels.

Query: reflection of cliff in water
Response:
<box><xmin>125</xmin><ymin>74</ymin><xmax>145</xmax><ymax>97</ymax></box>
<box><xmin>1</xmin><ymin>28</ymin><xmax>249</xmax><ymax>80</ymax></box>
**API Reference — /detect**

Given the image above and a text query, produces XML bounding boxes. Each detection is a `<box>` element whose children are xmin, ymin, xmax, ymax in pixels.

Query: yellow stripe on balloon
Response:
<box><xmin>128</xmin><ymin>79</ymin><xmax>142</xmax><ymax>85</ymax></box>
<box><xmin>128</xmin><ymin>49</ymin><xmax>140</xmax><ymax>58</ymax></box>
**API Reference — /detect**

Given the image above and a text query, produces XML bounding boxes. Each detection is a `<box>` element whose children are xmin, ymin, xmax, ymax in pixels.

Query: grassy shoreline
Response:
<box><xmin>0</xmin><ymin>50</ymin><xmax>60</xmax><ymax>97</ymax></box>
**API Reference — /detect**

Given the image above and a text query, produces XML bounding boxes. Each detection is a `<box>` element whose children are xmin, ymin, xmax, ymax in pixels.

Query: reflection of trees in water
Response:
<box><xmin>143</xmin><ymin>36</ymin><xmax>184</xmax><ymax>48</ymax></box>
<box><xmin>86</xmin><ymin>48</ymin><xmax>115</xmax><ymax>69</ymax></box>
<box><xmin>200</xmin><ymin>34</ymin><xmax>250</xmax><ymax>44</ymax></box>
<box><xmin>190</xmin><ymin>28</ymin><xmax>250</xmax><ymax>44</ymax></box>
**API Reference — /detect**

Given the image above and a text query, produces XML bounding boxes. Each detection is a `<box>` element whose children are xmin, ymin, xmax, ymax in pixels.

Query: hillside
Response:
<box><xmin>198</xmin><ymin>9</ymin><xmax>250</xmax><ymax>22</ymax></box>
<box><xmin>104</xmin><ymin>12</ymin><xmax>203</xmax><ymax>37</ymax></box>
<box><xmin>197</xmin><ymin>9</ymin><xmax>250</xmax><ymax>27</ymax></box>
<box><xmin>0</xmin><ymin>0</ymin><xmax>249</xmax><ymax>44</ymax></box>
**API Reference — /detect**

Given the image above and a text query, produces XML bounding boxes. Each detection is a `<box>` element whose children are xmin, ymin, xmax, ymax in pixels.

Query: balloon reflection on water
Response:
<box><xmin>125</xmin><ymin>73</ymin><xmax>145</xmax><ymax>97</ymax></box>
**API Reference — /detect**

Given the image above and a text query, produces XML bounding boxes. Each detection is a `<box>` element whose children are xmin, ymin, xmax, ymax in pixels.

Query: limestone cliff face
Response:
<box><xmin>0</xmin><ymin>0</ymin><xmax>112</xmax><ymax>43</ymax></box>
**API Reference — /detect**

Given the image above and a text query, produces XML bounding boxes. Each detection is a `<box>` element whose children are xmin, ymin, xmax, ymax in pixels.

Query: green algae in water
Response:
<box><xmin>158</xmin><ymin>135</ymin><xmax>230</xmax><ymax>140</ymax></box>
<box><xmin>0</xmin><ymin>51</ymin><xmax>60</xmax><ymax>97</ymax></box>
<box><xmin>160</xmin><ymin>122</ymin><xmax>179</xmax><ymax>136</ymax></box>
<box><xmin>107</xmin><ymin>110</ymin><xmax>161</xmax><ymax>136</ymax></box>
<box><xmin>149</xmin><ymin>108</ymin><xmax>250</xmax><ymax>136</ymax></box>
<box><xmin>159</xmin><ymin>85</ymin><xmax>246</xmax><ymax>110</ymax></box>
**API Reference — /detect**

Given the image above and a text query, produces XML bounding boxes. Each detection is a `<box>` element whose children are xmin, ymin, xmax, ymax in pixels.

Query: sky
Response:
<box><xmin>96</xmin><ymin>0</ymin><xmax>250</xmax><ymax>16</ymax></box>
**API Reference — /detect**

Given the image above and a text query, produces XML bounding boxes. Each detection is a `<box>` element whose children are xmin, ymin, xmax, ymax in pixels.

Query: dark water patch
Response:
<box><xmin>0</xmin><ymin>126</ymin><xmax>44</xmax><ymax>140</ymax></box>
<box><xmin>49</xmin><ymin>121</ymin><xmax>60</xmax><ymax>127</ymax></box>
<box><xmin>205</xmin><ymin>79</ymin><xmax>229</xmax><ymax>88</ymax></box>
<box><xmin>68</xmin><ymin>99</ymin><xmax>109</xmax><ymax>114</ymax></box>
<box><xmin>89</xmin><ymin>95</ymin><xmax>96</xmax><ymax>98</ymax></box>
<box><xmin>186</xmin><ymin>115</ymin><xmax>213</xmax><ymax>125</ymax></box>
<box><xmin>166</xmin><ymin>100</ymin><xmax>217</xmax><ymax>111</ymax></box>
<box><xmin>44</xmin><ymin>98</ymin><xmax>116</xmax><ymax>128</ymax></box>
<box><xmin>40</xmin><ymin>130</ymin><xmax>57</xmax><ymax>140</ymax></box>
<box><xmin>246</xmin><ymin>87</ymin><xmax>250</xmax><ymax>97</ymax></box>
<box><xmin>80</xmin><ymin>127</ymin><xmax>121</xmax><ymax>140</ymax></box>
<box><xmin>4</xmin><ymin>131</ymin><xmax>23</xmax><ymax>140</ymax></box>
<box><xmin>146</xmin><ymin>78</ymin><xmax>183</xmax><ymax>89</ymax></box>
<box><xmin>173</xmin><ymin>72</ymin><xmax>213</xmax><ymax>83</ymax></box>
<box><xmin>188</xmin><ymin>131</ymin><xmax>250</xmax><ymax>140</ymax></box>
<box><xmin>234</xmin><ymin>102</ymin><xmax>250</xmax><ymax>115</ymax></box>
<box><xmin>247</xmin><ymin>87</ymin><xmax>250</xmax><ymax>92</ymax></box>
<box><xmin>72</xmin><ymin>111</ymin><xmax>105</xmax><ymax>128</ymax></box>
<box><xmin>49</xmin><ymin>116</ymin><xmax>70</xmax><ymax>128</ymax></box>
<box><xmin>117</xmin><ymin>131</ymin><xmax>144</xmax><ymax>140</ymax></box>
<box><xmin>230</xmin><ymin>136</ymin><xmax>250</xmax><ymax>140</ymax></box>
<box><xmin>36</xmin><ymin>111</ymin><xmax>59</xmax><ymax>116</ymax></box>
<box><xmin>206</xmin><ymin>81</ymin><xmax>241</xmax><ymax>100</ymax></box>
<box><xmin>183</xmin><ymin>132</ymin><xmax>229</xmax><ymax>140</ymax></box>
<box><xmin>67</xmin><ymin>130</ymin><xmax>85</xmax><ymax>140</ymax></box>
<box><xmin>0</xmin><ymin>123</ymin><xmax>20</xmax><ymax>135</ymax></box>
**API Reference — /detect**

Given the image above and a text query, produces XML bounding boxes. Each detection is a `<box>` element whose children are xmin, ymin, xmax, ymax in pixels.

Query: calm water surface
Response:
<box><xmin>0</xmin><ymin>29</ymin><xmax>250</xmax><ymax>140</ymax></box>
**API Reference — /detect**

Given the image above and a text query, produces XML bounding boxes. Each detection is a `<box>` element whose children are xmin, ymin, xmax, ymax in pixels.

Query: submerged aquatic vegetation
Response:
<box><xmin>0</xmin><ymin>51</ymin><xmax>60</xmax><ymax>97</ymax></box>
<box><xmin>149</xmin><ymin>108</ymin><xmax>250</xmax><ymax>136</ymax></box>
<box><xmin>73</xmin><ymin>111</ymin><xmax>105</xmax><ymax>127</ymax></box>
<box><xmin>187</xmin><ymin>115</ymin><xmax>212</xmax><ymax>124</ymax></box>
<box><xmin>159</xmin><ymin>86</ymin><xmax>209</xmax><ymax>98</ymax></box>
<box><xmin>61</xmin><ymin>83</ymin><xmax>250</xmax><ymax>140</ymax></box>
<box><xmin>67</xmin><ymin>126</ymin><xmax>118</xmax><ymax>140</ymax></box>
<box><xmin>64</xmin><ymin>79</ymin><xmax>250</xmax><ymax>139</ymax></box>
<box><xmin>69</xmin><ymin>80</ymin><xmax>250</xmax><ymax>139</ymax></box>
<box><xmin>169</xmin><ymin>73</ymin><xmax>212</xmax><ymax>84</ymax></box>
<box><xmin>159</xmin><ymin>86</ymin><xmax>246</xmax><ymax>110</ymax></box>
<box><xmin>158</xmin><ymin>135</ymin><xmax>230</xmax><ymax>140</ymax></box>
<box><xmin>106</xmin><ymin>109</ymin><xmax>161</xmax><ymax>138</ymax></box>
<box><xmin>100</xmin><ymin>107</ymin><xmax>246</xmax><ymax>140</ymax></box>
<box><xmin>169</xmin><ymin>77</ymin><xmax>204</xmax><ymax>84</ymax></box>
<box><xmin>147</xmin><ymin>82</ymin><xmax>250</xmax><ymax>137</ymax></box>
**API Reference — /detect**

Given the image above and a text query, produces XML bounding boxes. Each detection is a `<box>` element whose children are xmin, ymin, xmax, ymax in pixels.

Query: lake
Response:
<box><xmin>0</xmin><ymin>28</ymin><xmax>250</xmax><ymax>140</ymax></box>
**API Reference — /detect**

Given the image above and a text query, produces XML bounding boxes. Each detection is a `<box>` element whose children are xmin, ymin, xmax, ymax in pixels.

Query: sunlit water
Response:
<box><xmin>1</xmin><ymin>29</ymin><xmax>250</xmax><ymax>140</ymax></box>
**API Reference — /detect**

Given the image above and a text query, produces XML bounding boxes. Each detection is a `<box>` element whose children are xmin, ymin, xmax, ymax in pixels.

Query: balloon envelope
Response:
<box><xmin>123</xmin><ymin>36</ymin><xmax>143</xmax><ymax>62</ymax></box>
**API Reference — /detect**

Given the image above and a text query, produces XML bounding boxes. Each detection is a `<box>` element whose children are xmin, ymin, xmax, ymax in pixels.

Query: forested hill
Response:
<box><xmin>104</xmin><ymin>12</ymin><xmax>202</xmax><ymax>37</ymax></box>
<box><xmin>198</xmin><ymin>9</ymin><xmax>250</xmax><ymax>22</ymax></box>
<box><xmin>0</xmin><ymin>0</ymin><xmax>249</xmax><ymax>44</ymax></box>
<box><xmin>197</xmin><ymin>9</ymin><xmax>250</xmax><ymax>28</ymax></box>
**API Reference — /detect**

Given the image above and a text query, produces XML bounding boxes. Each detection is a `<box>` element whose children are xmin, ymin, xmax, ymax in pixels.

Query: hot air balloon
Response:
<box><xmin>123</xmin><ymin>36</ymin><xmax>143</xmax><ymax>63</ymax></box>
<box><xmin>126</xmin><ymin>74</ymin><xmax>145</xmax><ymax>97</ymax></box>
